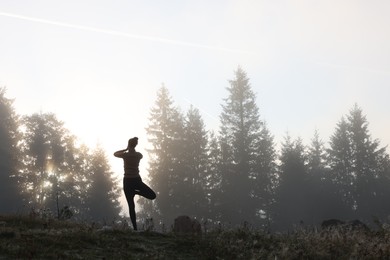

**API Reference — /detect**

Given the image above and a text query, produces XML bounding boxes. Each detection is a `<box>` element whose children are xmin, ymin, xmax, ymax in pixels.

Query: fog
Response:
<box><xmin>1</xmin><ymin>1</ymin><xmax>390</xmax><ymax>230</ymax></box>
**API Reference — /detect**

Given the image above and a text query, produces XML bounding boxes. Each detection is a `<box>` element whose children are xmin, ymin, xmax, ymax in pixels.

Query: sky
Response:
<box><xmin>1</xmin><ymin>1</ymin><xmax>390</xmax><ymax>215</ymax></box>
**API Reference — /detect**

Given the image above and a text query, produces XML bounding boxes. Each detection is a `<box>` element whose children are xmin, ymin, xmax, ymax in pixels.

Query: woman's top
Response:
<box><xmin>118</xmin><ymin>150</ymin><xmax>143</xmax><ymax>178</ymax></box>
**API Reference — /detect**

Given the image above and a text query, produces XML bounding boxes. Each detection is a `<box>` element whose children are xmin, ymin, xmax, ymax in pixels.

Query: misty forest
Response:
<box><xmin>1</xmin><ymin>67</ymin><xmax>390</xmax><ymax>232</ymax></box>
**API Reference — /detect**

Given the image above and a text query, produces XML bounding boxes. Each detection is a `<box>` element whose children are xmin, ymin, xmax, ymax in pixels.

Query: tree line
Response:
<box><xmin>139</xmin><ymin>67</ymin><xmax>390</xmax><ymax>231</ymax></box>
<box><xmin>1</xmin><ymin>67</ymin><xmax>390</xmax><ymax>231</ymax></box>
<box><xmin>0</xmin><ymin>88</ymin><xmax>121</xmax><ymax>221</ymax></box>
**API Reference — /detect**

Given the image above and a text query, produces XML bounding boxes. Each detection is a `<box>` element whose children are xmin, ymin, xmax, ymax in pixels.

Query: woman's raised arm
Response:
<box><xmin>114</xmin><ymin>148</ymin><xmax>127</xmax><ymax>157</ymax></box>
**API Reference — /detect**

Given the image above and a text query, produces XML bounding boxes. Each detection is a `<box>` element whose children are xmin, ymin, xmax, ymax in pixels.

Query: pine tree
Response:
<box><xmin>327</xmin><ymin>116</ymin><xmax>355</xmax><ymax>209</ymax></box>
<box><xmin>86</xmin><ymin>146</ymin><xmax>121</xmax><ymax>221</ymax></box>
<box><xmin>272</xmin><ymin>135</ymin><xmax>308</xmax><ymax>231</ymax></box>
<box><xmin>218</xmin><ymin>67</ymin><xmax>273</xmax><ymax>226</ymax></box>
<box><xmin>306</xmin><ymin>130</ymin><xmax>349</xmax><ymax>223</ymax></box>
<box><xmin>307</xmin><ymin>130</ymin><xmax>327</xmax><ymax>174</ymax></box>
<box><xmin>252</xmin><ymin>121</ymin><xmax>276</xmax><ymax>223</ymax></box>
<box><xmin>65</xmin><ymin>143</ymin><xmax>92</xmax><ymax>219</ymax></box>
<box><xmin>371</xmin><ymin>151</ymin><xmax>390</xmax><ymax>219</ymax></box>
<box><xmin>347</xmin><ymin>104</ymin><xmax>388</xmax><ymax>219</ymax></box>
<box><xmin>327</xmin><ymin>104</ymin><xmax>390</xmax><ymax>220</ymax></box>
<box><xmin>0</xmin><ymin>87</ymin><xmax>23</xmax><ymax>213</ymax></box>
<box><xmin>275</xmin><ymin>135</ymin><xmax>307</xmax><ymax>230</ymax></box>
<box><xmin>20</xmin><ymin>113</ymin><xmax>67</xmax><ymax>210</ymax></box>
<box><xmin>180</xmin><ymin>106</ymin><xmax>209</xmax><ymax>219</ymax></box>
<box><xmin>141</xmin><ymin>85</ymin><xmax>185</xmax><ymax>225</ymax></box>
<box><xmin>205</xmin><ymin>131</ymin><xmax>223</xmax><ymax>221</ymax></box>
<box><xmin>19</xmin><ymin>113</ymin><xmax>85</xmax><ymax>217</ymax></box>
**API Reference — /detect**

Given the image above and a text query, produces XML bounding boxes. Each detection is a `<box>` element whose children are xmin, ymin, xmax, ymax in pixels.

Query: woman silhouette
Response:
<box><xmin>114</xmin><ymin>137</ymin><xmax>156</xmax><ymax>230</ymax></box>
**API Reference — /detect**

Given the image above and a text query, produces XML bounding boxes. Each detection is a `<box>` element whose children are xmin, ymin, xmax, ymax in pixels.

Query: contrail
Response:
<box><xmin>183</xmin><ymin>98</ymin><xmax>219</xmax><ymax>122</ymax></box>
<box><xmin>0</xmin><ymin>11</ymin><xmax>255</xmax><ymax>55</ymax></box>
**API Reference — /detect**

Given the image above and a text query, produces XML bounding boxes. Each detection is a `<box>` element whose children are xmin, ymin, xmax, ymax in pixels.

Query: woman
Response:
<box><xmin>114</xmin><ymin>137</ymin><xmax>156</xmax><ymax>230</ymax></box>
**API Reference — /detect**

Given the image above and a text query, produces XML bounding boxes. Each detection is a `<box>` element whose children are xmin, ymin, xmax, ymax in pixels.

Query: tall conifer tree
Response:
<box><xmin>86</xmin><ymin>146</ymin><xmax>121</xmax><ymax>221</ymax></box>
<box><xmin>141</xmin><ymin>85</ymin><xmax>185</xmax><ymax>224</ymax></box>
<box><xmin>347</xmin><ymin>105</ymin><xmax>388</xmax><ymax>219</ymax></box>
<box><xmin>19</xmin><ymin>113</ymin><xmax>88</xmax><ymax>217</ymax></box>
<box><xmin>327</xmin><ymin>104</ymin><xmax>390</xmax><ymax>220</ymax></box>
<box><xmin>252</xmin><ymin>121</ymin><xmax>276</xmax><ymax>222</ymax></box>
<box><xmin>181</xmin><ymin>106</ymin><xmax>209</xmax><ymax>219</ymax></box>
<box><xmin>306</xmin><ymin>130</ymin><xmax>349</xmax><ymax>223</ymax></box>
<box><xmin>273</xmin><ymin>135</ymin><xmax>307</xmax><ymax>231</ymax></box>
<box><xmin>181</xmin><ymin>106</ymin><xmax>208</xmax><ymax>219</ymax></box>
<box><xmin>327</xmin><ymin>116</ymin><xmax>354</xmax><ymax>209</ymax></box>
<box><xmin>205</xmin><ymin>131</ymin><xmax>223</xmax><ymax>221</ymax></box>
<box><xmin>20</xmin><ymin>113</ymin><xmax>71</xmax><ymax>210</ymax></box>
<box><xmin>307</xmin><ymin>130</ymin><xmax>327</xmax><ymax>174</ymax></box>
<box><xmin>0</xmin><ymin>87</ymin><xmax>23</xmax><ymax>213</ymax></box>
<box><xmin>218</xmin><ymin>67</ymin><xmax>274</xmax><ymax>225</ymax></box>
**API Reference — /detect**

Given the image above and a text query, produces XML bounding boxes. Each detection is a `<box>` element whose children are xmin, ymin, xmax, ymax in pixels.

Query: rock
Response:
<box><xmin>346</xmin><ymin>219</ymin><xmax>369</xmax><ymax>231</ymax></box>
<box><xmin>173</xmin><ymin>216</ymin><xmax>202</xmax><ymax>235</ymax></box>
<box><xmin>321</xmin><ymin>219</ymin><xmax>345</xmax><ymax>229</ymax></box>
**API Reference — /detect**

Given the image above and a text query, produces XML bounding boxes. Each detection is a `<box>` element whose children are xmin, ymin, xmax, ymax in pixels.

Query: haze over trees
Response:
<box><xmin>1</xmin><ymin>66</ymin><xmax>390</xmax><ymax>231</ymax></box>
<box><xmin>0</xmin><ymin>87</ymin><xmax>121</xmax><ymax>221</ymax></box>
<box><xmin>138</xmin><ymin>67</ymin><xmax>390</xmax><ymax>231</ymax></box>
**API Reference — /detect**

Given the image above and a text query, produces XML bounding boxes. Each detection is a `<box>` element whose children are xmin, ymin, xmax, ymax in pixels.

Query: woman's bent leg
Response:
<box><xmin>137</xmin><ymin>181</ymin><xmax>156</xmax><ymax>200</ymax></box>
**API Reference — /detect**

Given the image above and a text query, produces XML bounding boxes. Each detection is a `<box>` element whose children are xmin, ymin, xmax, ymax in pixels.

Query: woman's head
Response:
<box><xmin>128</xmin><ymin>137</ymin><xmax>138</xmax><ymax>149</ymax></box>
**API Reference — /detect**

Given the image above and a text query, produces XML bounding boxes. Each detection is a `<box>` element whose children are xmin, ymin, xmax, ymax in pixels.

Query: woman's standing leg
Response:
<box><xmin>123</xmin><ymin>178</ymin><xmax>137</xmax><ymax>230</ymax></box>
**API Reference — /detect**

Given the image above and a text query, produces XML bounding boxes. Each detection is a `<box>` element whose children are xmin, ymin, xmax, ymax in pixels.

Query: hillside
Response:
<box><xmin>1</xmin><ymin>215</ymin><xmax>390</xmax><ymax>259</ymax></box>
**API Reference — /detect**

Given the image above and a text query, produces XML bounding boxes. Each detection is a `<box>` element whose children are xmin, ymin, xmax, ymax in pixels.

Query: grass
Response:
<box><xmin>1</xmin><ymin>214</ymin><xmax>390</xmax><ymax>259</ymax></box>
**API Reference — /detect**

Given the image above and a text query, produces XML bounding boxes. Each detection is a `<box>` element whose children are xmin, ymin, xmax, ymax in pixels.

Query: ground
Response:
<box><xmin>1</xmin><ymin>215</ymin><xmax>390</xmax><ymax>259</ymax></box>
